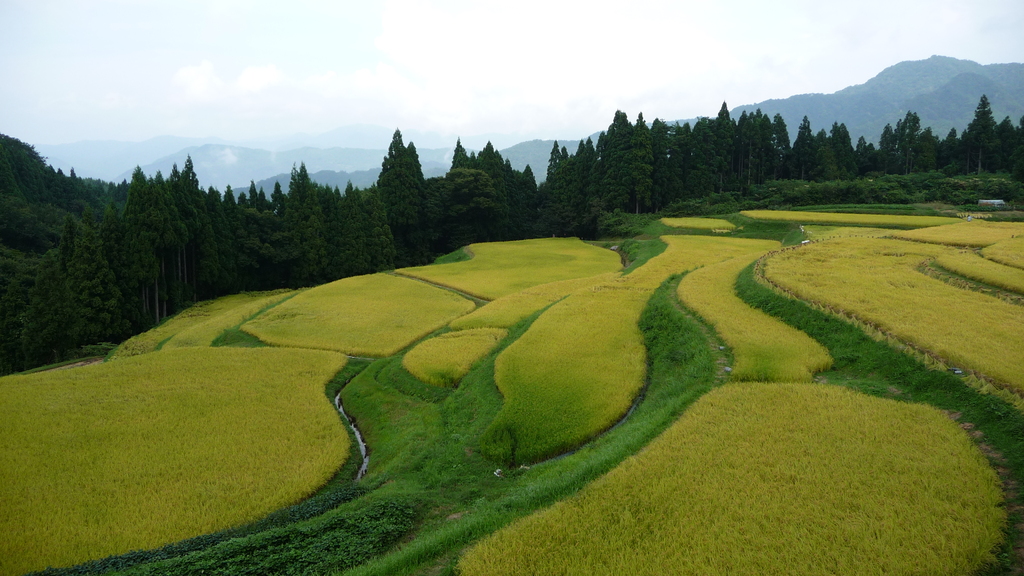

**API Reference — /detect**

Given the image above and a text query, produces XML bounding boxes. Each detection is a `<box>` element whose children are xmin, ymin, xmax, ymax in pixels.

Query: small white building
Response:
<box><xmin>978</xmin><ymin>199</ymin><xmax>1006</xmax><ymax>207</ymax></box>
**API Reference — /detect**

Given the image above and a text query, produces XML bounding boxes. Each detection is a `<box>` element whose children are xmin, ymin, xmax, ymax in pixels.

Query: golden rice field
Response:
<box><xmin>459</xmin><ymin>382</ymin><xmax>1005</xmax><ymax>576</ymax></box>
<box><xmin>481</xmin><ymin>236</ymin><xmax>783</xmax><ymax>464</ymax></box>
<box><xmin>765</xmin><ymin>237</ymin><xmax>1024</xmax><ymax>393</ymax></box>
<box><xmin>659</xmin><ymin>217</ymin><xmax>736</xmax><ymax>230</ymax></box>
<box><xmin>448</xmin><ymin>273</ymin><xmax>617</xmax><ymax>331</ymax></box>
<box><xmin>935</xmin><ymin>249</ymin><xmax>1024</xmax><ymax>294</ymax></box>
<box><xmin>241</xmin><ymin>273</ymin><xmax>475</xmax><ymax>357</ymax></box>
<box><xmin>677</xmin><ymin>250</ymin><xmax>832</xmax><ymax>382</ymax></box>
<box><xmin>161</xmin><ymin>290</ymin><xmax>295</xmax><ymax>349</ymax></box>
<box><xmin>891</xmin><ymin>220</ymin><xmax>1024</xmax><ymax>247</ymax></box>
<box><xmin>803</xmin><ymin>225</ymin><xmax>893</xmax><ymax>240</ymax></box>
<box><xmin>982</xmin><ymin>236</ymin><xmax>1024</xmax><ymax>270</ymax></box>
<box><xmin>0</xmin><ymin>347</ymin><xmax>347</xmax><ymax>576</ymax></box>
<box><xmin>395</xmin><ymin>237</ymin><xmax>622</xmax><ymax>300</ymax></box>
<box><xmin>113</xmin><ymin>290</ymin><xmax>293</xmax><ymax>357</ymax></box>
<box><xmin>741</xmin><ymin>209</ymin><xmax>959</xmax><ymax>228</ymax></box>
<box><xmin>402</xmin><ymin>328</ymin><xmax>508</xmax><ymax>387</ymax></box>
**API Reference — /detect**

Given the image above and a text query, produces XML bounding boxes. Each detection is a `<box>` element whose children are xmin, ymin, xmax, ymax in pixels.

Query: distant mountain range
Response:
<box><xmin>680</xmin><ymin>55</ymin><xmax>1024</xmax><ymax>143</ymax></box>
<box><xmin>32</xmin><ymin>55</ymin><xmax>1022</xmax><ymax>191</ymax></box>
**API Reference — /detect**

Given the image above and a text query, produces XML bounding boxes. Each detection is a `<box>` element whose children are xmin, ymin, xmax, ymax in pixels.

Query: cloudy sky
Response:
<box><xmin>2</xmin><ymin>0</ymin><xmax>1023</xmax><ymax>146</ymax></box>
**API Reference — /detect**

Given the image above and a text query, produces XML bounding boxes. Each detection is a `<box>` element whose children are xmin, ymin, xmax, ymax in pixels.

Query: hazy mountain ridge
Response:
<box><xmin>707</xmin><ymin>56</ymin><xmax>1024</xmax><ymax>143</ymax></box>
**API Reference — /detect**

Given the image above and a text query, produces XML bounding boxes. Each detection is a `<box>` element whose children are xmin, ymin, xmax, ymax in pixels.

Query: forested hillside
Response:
<box><xmin>3</xmin><ymin>93</ymin><xmax>1023</xmax><ymax>375</ymax></box>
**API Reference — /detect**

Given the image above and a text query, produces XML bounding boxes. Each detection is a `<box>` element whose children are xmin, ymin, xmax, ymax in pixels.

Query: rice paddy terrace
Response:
<box><xmin>2</xmin><ymin>221</ymin><xmax>1024</xmax><ymax>576</ymax></box>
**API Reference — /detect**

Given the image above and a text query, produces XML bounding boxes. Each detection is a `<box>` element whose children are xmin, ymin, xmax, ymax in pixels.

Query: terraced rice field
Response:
<box><xmin>935</xmin><ymin>250</ymin><xmax>1024</xmax><ymax>294</ymax></box>
<box><xmin>114</xmin><ymin>290</ymin><xmax>294</xmax><ymax>357</ymax></box>
<box><xmin>161</xmin><ymin>290</ymin><xmax>295</xmax><ymax>349</ymax></box>
<box><xmin>677</xmin><ymin>250</ymin><xmax>832</xmax><ymax>381</ymax></box>
<box><xmin>459</xmin><ymin>382</ymin><xmax>1005</xmax><ymax>576</ymax></box>
<box><xmin>241</xmin><ymin>273</ymin><xmax>475</xmax><ymax>357</ymax></box>
<box><xmin>402</xmin><ymin>328</ymin><xmax>508</xmax><ymax>387</ymax></box>
<box><xmin>480</xmin><ymin>236</ymin><xmax>782</xmax><ymax>464</ymax></box>
<box><xmin>803</xmin><ymin>225</ymin><xmax>893</xmax><ymax>240</ymax></box>
<box><xmin>891</xmin><ymin>220</ymin><xmax>1024</xmax><ymax>247</ymax></box>
<box><xmin>449</xmin><ymin>273</ymin><xmax>617</xmax><ymax>331</ymax></box>
<box><xmin>741</xmin><ymin>209</ymin><xmax>959</xmax><ymax>228</ymax></box>
<box><xmin>660</xmin><ymin>217</ymin><xmax>735</xmax><ymax>230</ymax></box>
<box><xmin>0</xmin><ymin>347</ymin><xmax>347</xmax><ymax>576</ymax></box>
<box><xmin>982</xmin><ymin>236</ymin><xmax>1024</xmax><ymax>270</ymax></box>
<box><xmin>395</xmin><ymin>238</ymin><xmax>621</xmax><ymax>300</ymax></box>
<box><xmin>765</xmin><ymin>237</ymin><xmax>1024</xmax><ymax>393</ymax></box>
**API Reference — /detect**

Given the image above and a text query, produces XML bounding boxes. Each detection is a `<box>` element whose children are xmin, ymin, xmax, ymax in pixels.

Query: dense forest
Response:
<box><xmin>1</xmin><ymin>95</ymin><xmax>1023</xmax><ymax>374</ymax></box>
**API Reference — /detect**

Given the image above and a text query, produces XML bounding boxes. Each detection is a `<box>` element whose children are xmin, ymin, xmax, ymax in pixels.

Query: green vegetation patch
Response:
<box><xmin>395</xmin><ymin>238</ymin><xmax>621</xmax><ymax>300</ymax></box>
<box><xmin>459</xmin><ymin>382</ymin><xmax>1005</xmax><ymax>576</ymax></box>
<box><xmin>0</xmin><ymin>347</ymin><xmax>348</xmax><ymax>576</ymax></box>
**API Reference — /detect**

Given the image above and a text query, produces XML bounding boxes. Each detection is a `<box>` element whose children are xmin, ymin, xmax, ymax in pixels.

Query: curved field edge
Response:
<box><xmin>335</xmin><ymin>276</ymin><xmax>719</xmax><ymax>576</ymax></box>
<box><xmin>27</xmin><ymin>362</ymin><xmax>382</xmax><ymax>576</ymax></box>
<box><xmin>0</xmin><ymin>347</ymin><xmax>349</xmax><ymax>576</ymax></box>
<box><xmin>458</xmin><ymin>382</ymin><xmax>1005</xmax><ymax>576</ymax></box>
<box><xmin>740</xmin><ymin>209</ymin><xmax>960</xmax><ymax>228</ymax></box>
<box><xmin>241</xmin><ymin>274</ymin><xmax>476</xmax><ymax>357</ymax></box>
<box><xmin>735</xmin><ymin>261</ymin><xmax>1024</xmax><ymax>574</ymax></box>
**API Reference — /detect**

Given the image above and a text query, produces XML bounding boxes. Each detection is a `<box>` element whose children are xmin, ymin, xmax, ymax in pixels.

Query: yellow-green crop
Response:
<box><xmin>765</xmin><ymin>237</ymin><xmax>1024</xmax><ymax>393</ymax></box>
<box><xmin>242</xmin><ymin>273</ymin><xmax>475</xmax><ymax>357</ymax></box>
<box><xmin>0</xmin><ymin>347</ymin><xmax>347</xmax><ymax>576</ymax></box>
<box><xmin>803</xmin><ymin>225</ymin><xmax>893</xmax><ymax>240</ymax></box>
<box><xmin>741</xmin><ymin>209</ymin><xmax>959</xmax><ymax>227</ymax></box>
<box><xmin>402</xmin><ymin>328</ymin><xmax>508</xmax><ymax>387</ymax></box>
<box><xmin>396</xmin><ymin>237</ymin><xmax>621</xmax><ymax>300</ymax></box>
<box><xmin>459</xmin><ymin>382</ymin><xmax>1005</xmax><ymax>576</ymax></box>
<box><xmin>935</xmin><ymin>249</ymin><xmax>1024</xmax><ymax>294</ymax></box>
<box><xmin>659</xmin><ymin>217</ymin><xmax>735</xmax><ymax>230</ymax></box>
<box><xmin>113</xmin><ymin>290</ymin><xmax>293</xmax><ymax>358</ymax></box>
<box><xmin>480</xmin><ymin>236</ymin><xmax>781</xmax><ymax>464</ymax></box>
<box><xmin>982</xmin><ymin>236</ymin><xmax>1024</xmax><ymax>270</ymax></box>
<box><xmin>448</xmin><ymin>273</ymin><xmax>617</xmax><ymax>330</ymax></box>
<box><xmin>891</xmin><ymin>220</ymin><xmax>1024</xmax><ymax>247</ymax></box>
<box><xmin>161</xmin><ymin>290</ymin><xmax>295</xmax><ymax>349</ymax></box>
<box><xmin>678</xmin><ymin>252</ymin><xmax>832</xmax><ymax>381</ymax></box>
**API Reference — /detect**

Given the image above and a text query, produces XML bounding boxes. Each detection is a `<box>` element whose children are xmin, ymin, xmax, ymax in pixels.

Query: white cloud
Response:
<box><xmin>172</xmin><ymin>60</ymin><xmax>224</xmax><ymax>102</ymax></box>
<box><xmin>236</xmin><ymin>64</ymin><xmax>283</xmax><ymax>93</ymax></box>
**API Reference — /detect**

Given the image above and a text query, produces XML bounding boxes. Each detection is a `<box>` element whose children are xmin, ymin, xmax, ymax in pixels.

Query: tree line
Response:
<box><xmin>2</xmin><ymin>94</ymin><xmax>1022</xmax><ymax>374</ymax></box>
<box><xmin>540</xmin><ymin>95</ymin><xmax>1024</xmax><ymax>235</ymax></box>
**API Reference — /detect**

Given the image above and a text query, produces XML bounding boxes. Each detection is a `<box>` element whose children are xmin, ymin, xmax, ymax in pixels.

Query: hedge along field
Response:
<box><xmin>677</xmin><ymin>250</ymin><xmax>832</xmax><ymax>382</ymax></box>
<box><xmin>935</xmin><ymin>249</ymin><xmax>1024</xmax><ymax>294</ymax></box>
<box><xmin>395</xmin><ymin>237</ymin><xmax>622</xmax><ymax>300</ymax></box>
<box><xmin>160</xmin><ymin>290</ymin><xmax>295</xmax><ymax>350</ymax></box>
<box><xmin>113</xmin><ymin>290</ymin><xmax>294</xmax><ymax>357</ymax></box>
<box><xmin>241</xmin><ymin>273</ymin><xmax>475</xmax><ymax>357</ymax></box>
<box><xmin>741</xmin><ymin>209</ymin><xmax>960</xmax><ymax>228</ymax></box>
<box><xmin>765</xmin><ymin>237</ymin><xmax>1024</xmax><ymax>394</ymax></box>
<box><xmin>0</xmin><ymin>347</ymin><xmax>348</xmax><ymax>576</ymax></box>
<box><xmin>402</xmin><ymin>328</ymin><xmax>508</xmax><ymax>387</ymax></box>
<box><xmin>480</xmin><ymin>236</ymin><xmax>782</xmax><ymax>465</ymax></box>
<box><xmin>458</xmin><ymin>382</ymin><xmax>1005</xmax><ymax>576</ymax></box>
<box><xmin>448</xmin><ymin>273</ymin><xmax>617</xmax><ymax>331</ymax></box>
<box><xmin>659</xmin><ymin>217</ymin><xmax>735</xmax><ymax>230</ymax></box>
<box><xmin>983</xmin><ymin>236</ymin><xmax>1024</xmax><ymax>270</ymax></box>
<box><xmin>891</xmin><ymin>220</ymin><xmax>1024</xmax><ymax>247</ymax></box>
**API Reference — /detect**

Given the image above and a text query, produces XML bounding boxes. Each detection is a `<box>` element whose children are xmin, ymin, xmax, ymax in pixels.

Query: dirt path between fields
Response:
<box><xmin>42</xmin><ymin>357</ymin><xmax>104</xmax><ymax>372</ymax></box>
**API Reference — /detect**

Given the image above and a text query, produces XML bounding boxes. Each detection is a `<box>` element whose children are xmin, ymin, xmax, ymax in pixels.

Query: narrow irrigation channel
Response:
<box><xmin>335</xmin><ymin>391</ymin><xmax>370</xmax><ymax>480</ymax></box>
